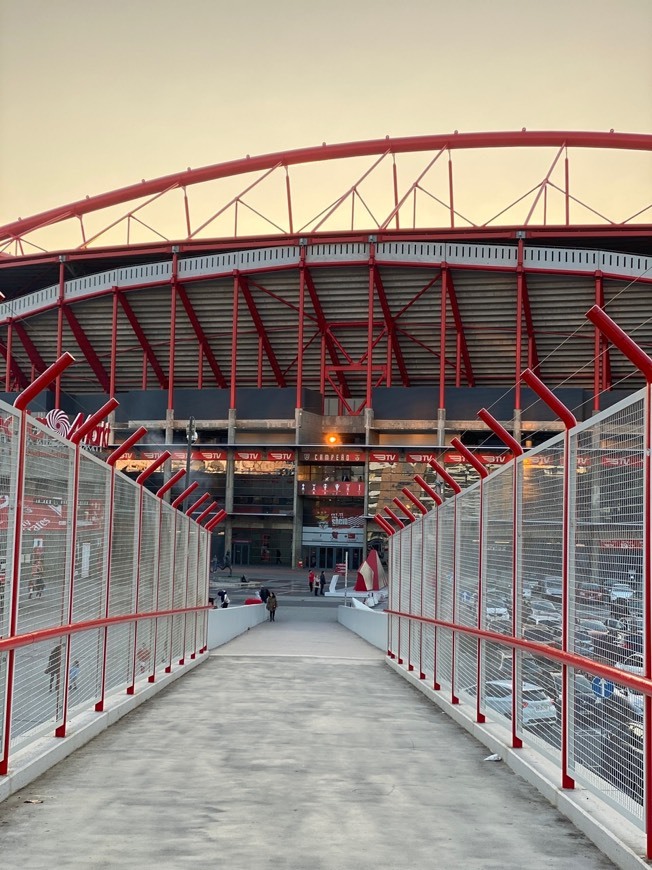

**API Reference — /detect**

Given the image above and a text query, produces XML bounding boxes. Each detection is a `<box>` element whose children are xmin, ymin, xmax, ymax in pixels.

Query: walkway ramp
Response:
<box><xmin>0</xmin><ymin>608</ymin><xmax>613</xmax><ymax>869</ymax></box>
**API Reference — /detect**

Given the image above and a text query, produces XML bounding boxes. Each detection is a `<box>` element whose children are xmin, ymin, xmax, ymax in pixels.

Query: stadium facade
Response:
<box><xmin>0</xmin><ymin>132</ymin><xmax>651</xmax><ymax>572</ymax></box>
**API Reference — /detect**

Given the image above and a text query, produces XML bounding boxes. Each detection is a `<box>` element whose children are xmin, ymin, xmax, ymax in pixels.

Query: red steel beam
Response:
<box><xmin>445</xmin><ymin>270</ymin><xmax>474</xmax><ymax>387</ymax></box>
<box><xmin>13</xmin><ymin>322</ymin><xmax>48</xmax><ymax>376</ymax></box>
<box><xmin>3</xmin><ymin>132</ymin><xmax>652</xmax><ymax>242</ymax></box>
<box><xmin>238</xmin><ymin>276</ymin><xmax>286</xmax><ymax>387</ymax></box>
<box><xmin>303</xmin><ymin>266</ymin><xmax>351</xmax><ymax>398</ymax></box>
<box><xmin>0</xmin><ymin>338</ymin><xmax>29</xmax><ymax>389</ymax></box>
<box><xmin>117</xmin><ymin>293</ymin><xmax>168</xmax><ymax>389</ymax></box>
<box><xmin>176</xmin><ymin>284</ymin><xmax>227</xmax><ymax>388</ymax></box>
<box><xmin>62</xmin><ymin>306</ymin><xmax>111</xmax><ymax>392</ymax></box>
<box><xmin>520</xmin><ymin>273</ymin><xmax>540</xmax><ymax>375</ymax></box>
<box><xmin>373</xmin><ymin>265</ymin><xmax>410</xmax><ymax>387</ymax></box>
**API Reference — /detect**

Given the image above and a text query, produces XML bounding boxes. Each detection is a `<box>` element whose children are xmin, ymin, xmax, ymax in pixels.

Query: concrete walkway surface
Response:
<box><xmin>0</xmin><ymin>607</ymin><xmax>614</xmax><ymax>869</ymax></box>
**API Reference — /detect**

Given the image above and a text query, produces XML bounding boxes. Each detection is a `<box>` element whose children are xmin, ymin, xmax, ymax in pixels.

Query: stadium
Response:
<box><xmin>0</xmin><ymin>131</ymin><xmax>651</xmax><ymax>573</ymax></box>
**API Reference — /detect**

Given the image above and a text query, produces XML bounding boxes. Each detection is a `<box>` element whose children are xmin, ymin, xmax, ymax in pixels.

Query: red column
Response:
<box><xmin>296</xmin><ymin>255</ymin><xmax>305</xmax><ymax>409</ymax></box>
<box><xmin>439</xmin><ymin>268</ymin><xmax>447</xmax><ymax>411</ymax></box>
<box><xmin>4</xmin><ymin>320</ymin><xmax>12</xmax><ymax>392</ymax></box>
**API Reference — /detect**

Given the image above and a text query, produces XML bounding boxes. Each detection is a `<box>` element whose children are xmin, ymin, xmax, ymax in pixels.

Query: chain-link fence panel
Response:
<box><xmin>11</xmin><ymin>637</ymin><xmax>67</xmax><ymax>752</ymax></box>
<box><xmin>421</xmin><ymin>512</ymin><xmax>436</xmax><ymax>684</ymax></box>
<box><xmin>18</xmin><ymin>418</ymin><xmax>74</xmax><ymax>637</ymax></box>
<box><xmin>171</xmin><ymin>517</ymin><xmax>188</xmax><ymax>664</ymax></box>
<box><xmin>481</xmin><ymin>465</ymin><xmax>514</xmax><ymax>723</ymax></box>
<box><xmin>389</xmin><ymin>529</ymin><xmax>401</xmax><ymax>656</ymax></box>
<box><xmin>184</xmin><ymin>522</ymin><xmax>199</xmax><ymax>659</ymax></box>
<box><xmin>68</xmin><ymin>628</ymin><xmax>104</xmax><ymax>716</ymax></box>
<box><xmin>398</xmin><ymin>522</ymin><xmax>411</xmax><ymax>665</ymax></box>
<box><xmin>409</xmin><ymin>521</ymin><xmax>422</xmax><ymax>671</ymax></box>
<box><xmin>0</xmin><ymin>404</ymin><xmax>19</xmax><ymax>644</ymax></box>
<box><xmin>569</xmin><ymin>665</ymin><xmax>645</xmax><ymax>827</ymax></box>
<box><xmin>436</xmin><ymin>501</ymin><xmax>455</xmax><ymax>687</ymax></box>
<box><xmin>73</xmin><ymin>452</ymin><xmax>110</xmax><ymax>625</ymax></box>
<box><xmin>455</xmin><ymin>484</ymin><xmax>480</xmax><ymax>703</ymax></box>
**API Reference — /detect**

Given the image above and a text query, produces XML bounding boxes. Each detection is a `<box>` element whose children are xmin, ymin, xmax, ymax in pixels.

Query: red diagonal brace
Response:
<box><xmin>414</xmin><ymin>474</ymin><xmax>443</xmax><ymax>505</ymax></box>
<box><xmin>402</xmin><ymin>487</ymin><xmax>428</xmax><ymax>514</ymax></box>
<box><xmin>176</xmin><ymin>285</ymin><xmax>228</xmax><ymax>388</ymax></box>
<box><xmin>63</xmin><ymin>306</ymin><xmax>111</xmax><ymax>392</ymax></box>
<box><xmin>393</xmin><ymin>496</ymin><xmax>416</xmax><ymax>522</ymax></box>
<box><xmin>428</xmin><ymin>459</ymin><xmax>462</xmax><ymax>494</ymax></box>
<box><xmin>450</xmin><ymin>437</ymin><xmax>489</xmax><ymax>480</ymax></box>
<box><xmin>383</xmin><ymin>506</ymin><xmax>405</xmax><ymax>528</ymax></box>
<box><xmin>118</xmin><ymin>293</ymin><xmax>168</xmax><ymax>389</ymax></box>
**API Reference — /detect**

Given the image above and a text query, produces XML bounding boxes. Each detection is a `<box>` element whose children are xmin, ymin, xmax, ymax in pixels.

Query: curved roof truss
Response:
<box><xmin>1</xmin><ymin>131</ymin><xmax>651</xmax><ymax>255</ymax></box>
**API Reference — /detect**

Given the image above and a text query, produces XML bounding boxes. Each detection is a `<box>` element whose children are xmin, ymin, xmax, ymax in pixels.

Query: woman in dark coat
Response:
<box><xmin>266</xmin><ymin>591</ymin><xmax>278</xmax><ymax>622</ymax></box>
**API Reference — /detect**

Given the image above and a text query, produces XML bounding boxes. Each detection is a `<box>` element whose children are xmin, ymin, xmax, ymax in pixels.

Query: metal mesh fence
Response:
<box><xmin>386</xmin><ymin>387</ymin><xmax>652</xmax><ymax>846</ymax></box>
<box><xmin>421</xmin><ymin>513</ymin><xmax>436</xmax><ymax>684</ymax></box>
<box><xmin>0</xmin><ymin>395</ymin><xmax>210</xmax><ymax>772</ymax></box>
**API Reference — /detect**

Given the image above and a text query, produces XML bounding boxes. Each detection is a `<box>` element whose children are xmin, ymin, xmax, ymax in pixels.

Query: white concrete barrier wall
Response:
<box><xmin>207</xmin><ymin>604</ymin><xmax>268</xmax><ymax>649</ymax></box>
<box><xmin>337</xmin><ymin>606</ymin><xmax>387</xmax><ymax>650</ymax></box>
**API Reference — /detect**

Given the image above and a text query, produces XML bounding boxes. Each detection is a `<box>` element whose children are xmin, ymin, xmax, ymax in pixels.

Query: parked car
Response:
<box><xmin>614</xmin><ymin>655</ymin><xmax>644</xmax><ymax>719</ymax></box>
<box><xmin>610</xmin><ymin>583</ymin><xmax>634</xmax><ymax>603</ymax></box>
<box><xmin>599</xmin><ymin>721</ymin><xmax>643</xmax><ymax>804</ymax></box>
<box><xmin>529</xmin><ymin>599</ymin><xmax>562</xmax><ymax>626</ymax></box>
<box><xmin>486</xmin><ymin>599</ymin><xmax>510</xmax><ymax>621</ymax></box>
<box><xmin>465</xmin><ymin>680</ymin><xmax>557</xmax><ymax>725</ymax></box>
<box><xmin>577</xmin><ymin>582</ymin><xmax>603</xmax><ymax>603</ymax></box>
<box><xmin>550</xmin><ymin>672</ymin><xmax>599</xmax><ymax>725</ymax></box>
<box><xmin>539</xmin><ymin>576</ymin><xmax>563</xmax><ymax>599</ymax></box>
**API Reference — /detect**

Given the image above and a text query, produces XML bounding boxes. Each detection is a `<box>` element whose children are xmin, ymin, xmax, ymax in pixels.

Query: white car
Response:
<box><xmin>610</xmin><ymin>583</ymin><xmax>634</xmax><ymax>602</ymax></box>
<box><xmin>466</xmin><ymin>680</ymin><xmax>557</xmax><ymax>725</ymax></box>
<box><xmin>485</xmin><ymin>599</ymin><xmax>510</xmax><ymax>621</ymax></box>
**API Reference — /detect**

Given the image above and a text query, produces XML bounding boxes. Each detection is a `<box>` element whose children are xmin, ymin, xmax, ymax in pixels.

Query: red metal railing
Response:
<box><xmin>0</xmin><ymin>357</ymin><xmax>213</xmax><ymax>774</ymax></box>
<box><xmin>386</xmin><ymin>309</ymin><xmax>652</xmax><ymax>856</ymax></box>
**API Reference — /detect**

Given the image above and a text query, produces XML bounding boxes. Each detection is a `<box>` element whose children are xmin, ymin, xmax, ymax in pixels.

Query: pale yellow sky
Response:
<box><xmin>1</xmin><ymin>0</ymin><xmax>651</xmax><ymax>236</ymax></box>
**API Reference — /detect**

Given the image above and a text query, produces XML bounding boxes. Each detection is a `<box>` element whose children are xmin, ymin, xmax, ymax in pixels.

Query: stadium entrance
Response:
<box><xmin>302</xmin><ymin>545</ymin><xmax>363</xmax><ymax>573</ymax></box>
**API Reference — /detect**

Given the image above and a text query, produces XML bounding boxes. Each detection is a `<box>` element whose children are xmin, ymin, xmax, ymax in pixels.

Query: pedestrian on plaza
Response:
<box><xmin>223</xmin><ymin>552</ymin><xmax>232</xmax><ymax>577</ymax></box>
<box><xmin>45</xmin><ymin>642</ymin><xmax>62</xmax><ymax>693</ymax></box>
<box><xmin>266</xmin><ymin>591</ymin><xmax>278</xmax><ymax>622</ymax></box>
<box><xmin>314</xmin><ymin>574</ymin><xmax>320</xmax><ymax>597</ymax></box>
<box><xmin>319</xmin><ymin>570</ymin><xmax>326</xmax><ymax>596</ymax></box>
<box><xmin>259</xmin><ymin>586</ymin><xmax>270</xmax><ymax>604</ymax></box>
<box><xmin>308</xmin><ymin>569</ymin><xmax>315</xmax><ymax>593</ymax></box>
<box><xmin>275</xmin><ymin>549</ymin><xmax>282</xmax><ymax>565</ymax></box>
<box><xmin>69</xmin><ymin>659</ymin><xmax>80</xmax><ymax>691</ymax></box>
<box><xmin>217</xmin><ymin>589</ymin><xmax>230</xmax><ymax>608</ymax></box>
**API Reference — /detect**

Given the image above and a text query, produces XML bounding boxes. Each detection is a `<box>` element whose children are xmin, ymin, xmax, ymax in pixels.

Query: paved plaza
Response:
<box><xmin>0</xmin><ymin>605</ymin><xmax>615</xmax><ymax>869</ymax></box>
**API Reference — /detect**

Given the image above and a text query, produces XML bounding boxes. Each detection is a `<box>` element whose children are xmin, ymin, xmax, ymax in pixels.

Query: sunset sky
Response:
<box><xmin>1</xmin><ymin>0</ymin><xmax>651</xmax><ymax>240</ymax></box>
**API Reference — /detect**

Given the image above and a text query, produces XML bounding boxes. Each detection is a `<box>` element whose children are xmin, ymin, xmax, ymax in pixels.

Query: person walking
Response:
<box><xmin>319</xmin><ymin>570</ymin><xmax>326</xmax><ymax>596</ymax></box>
<box><xmin>45</xmin><ymin>643</ymin><xmax>62</xmax><ymax>693</ymax></box>
<box><xmin>69</xmin><ymin>659</ymin><xmax>80</xmax><ymax>691</ymax></box>
<box><xmin>266</xmin><ymin>591</ymin><xmax>278</xmax><ymax>622</ymax></box>
<box><xmin>308</xmin><ymin>569</ymin><xmax>315</xmax><ymax>594</ymax></box>
<box><xmin>314</xmin><ymin>575</ymin><xmax>320</xmax><ymax>597</ymax></box>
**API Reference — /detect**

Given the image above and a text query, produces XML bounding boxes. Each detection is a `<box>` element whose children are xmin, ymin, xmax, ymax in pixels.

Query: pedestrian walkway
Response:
<box><xmin>0</xmin><ymin>607</ymin><xmax>614</xmax><ymax>869</ymax></box>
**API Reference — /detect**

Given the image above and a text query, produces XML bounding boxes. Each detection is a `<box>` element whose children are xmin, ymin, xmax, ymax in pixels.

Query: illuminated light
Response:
<box><xmin>326</xmin><ymin>434</ymin><xmax>340</xmax><ymax>445</ymax></box>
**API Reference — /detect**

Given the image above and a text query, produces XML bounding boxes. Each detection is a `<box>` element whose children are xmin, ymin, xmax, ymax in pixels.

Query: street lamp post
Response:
<box><xmin>185</xmin><ymin>416</ymin><xmax>198</xmax><ymax>512</ymax></box>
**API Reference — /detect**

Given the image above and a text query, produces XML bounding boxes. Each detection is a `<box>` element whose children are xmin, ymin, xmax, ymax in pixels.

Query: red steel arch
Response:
<box><xmin>2</xmin><ymin>130</ymin><xmax>652</xmax><ymax>251</ymax></box>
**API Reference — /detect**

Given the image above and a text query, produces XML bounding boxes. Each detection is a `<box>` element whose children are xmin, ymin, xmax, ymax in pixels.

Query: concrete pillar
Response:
<box><xmin>437</xmin><ymin>408</ymin><xmax>446</xmax><ymax>446</ymax></box>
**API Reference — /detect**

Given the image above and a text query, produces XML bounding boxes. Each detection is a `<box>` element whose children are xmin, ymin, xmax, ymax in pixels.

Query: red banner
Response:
<box><xmin>443</xmin><ymin>451</ymin><xmax>512</xmax><ymax>466</ymax></box>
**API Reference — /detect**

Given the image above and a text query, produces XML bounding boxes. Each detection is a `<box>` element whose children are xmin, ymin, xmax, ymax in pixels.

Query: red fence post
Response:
<box><xmin>1</xmin><ymin>355</ymin><xmax>76</xmax><ymax>770</ymax></box>
<box><xmin>586</xmin><ymin>306</ymin><xmax>652</xmax><ymax>855</ymax></box>
<box><xmin>477</xmin><ymin>408</ymin><xmax>523</xmax><ymax>747</ymax></box>
<box><xmin>451</xmin><ymin>438</ymin><xmax>489</xmax><ymax>724</ymax></box>
<box><xmin>521</xmin><ymin>369</ymin><xmax>576</xmax><ymax>785</ymax></box>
